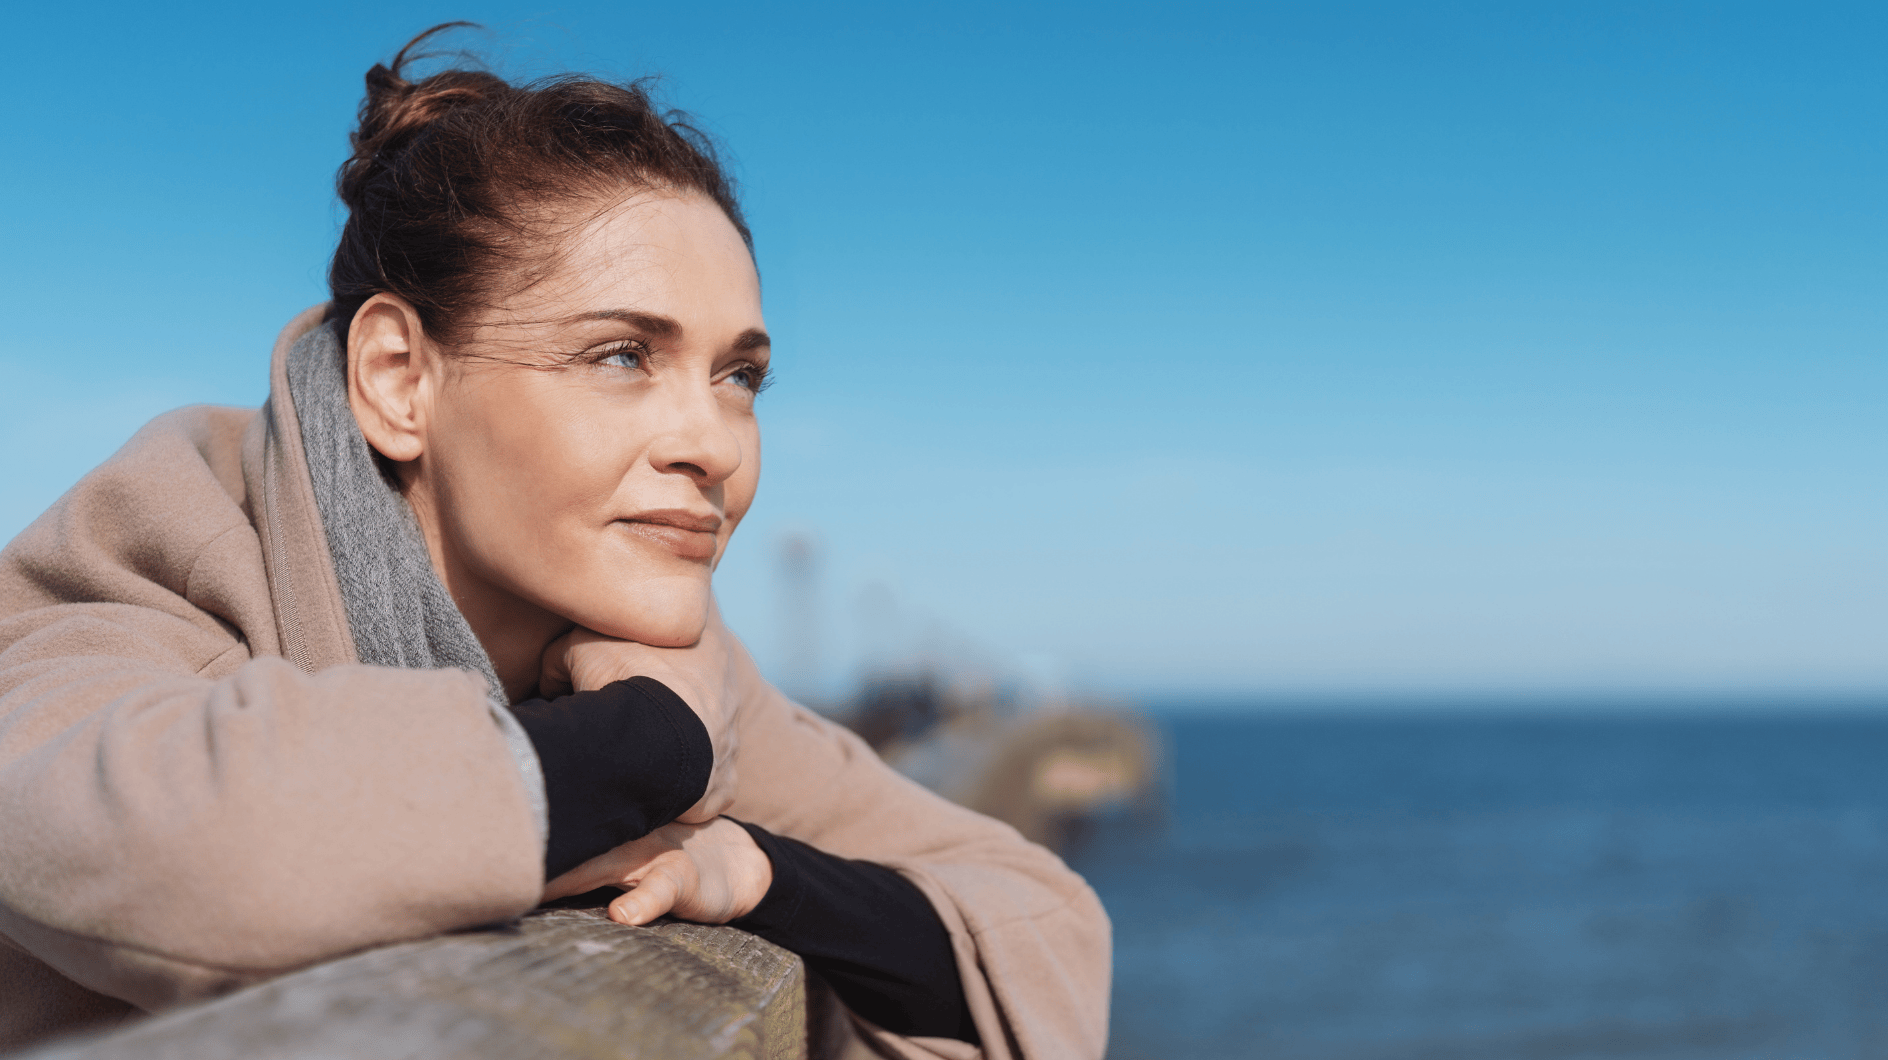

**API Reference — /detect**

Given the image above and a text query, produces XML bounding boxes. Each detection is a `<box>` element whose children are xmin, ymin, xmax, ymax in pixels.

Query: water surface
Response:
<box><xmin>1073</xmin><ymin>709</ymin><xmax>1888</xmax><ymax>1060</ymax></box>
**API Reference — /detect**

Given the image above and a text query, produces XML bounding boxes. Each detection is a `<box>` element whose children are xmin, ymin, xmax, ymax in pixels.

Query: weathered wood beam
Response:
<box><xmin>16</xmin><ymin>910</ymin><xmax>809</xmax><ymax>1060</ymax></box>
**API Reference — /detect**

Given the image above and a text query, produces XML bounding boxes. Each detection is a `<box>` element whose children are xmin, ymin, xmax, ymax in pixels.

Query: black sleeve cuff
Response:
<box><xmin>731</xmin><ymin>821</ymin><xmax>980</xmax><ymax>1045</ymax></box>
<box><xmin>508</xmin><ymin>676</ymin><xmax>712</xmax><ymax>878</ymax></box>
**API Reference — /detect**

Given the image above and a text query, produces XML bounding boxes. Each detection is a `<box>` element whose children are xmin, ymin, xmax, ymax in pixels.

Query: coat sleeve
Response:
<box><xmin>0</xmin><ymin>630</ymin><xmax>545</xmax><ymax>1010</ymax></box>
<box><xmin>0</xmin><ymin>416</ymin><xmax>544</xmax><ymax>1012</ymax></box>
<box><xmin>722</xmin><ymin>647</ymin><xmax>1112</xmax><ymax>1060</ymax></box>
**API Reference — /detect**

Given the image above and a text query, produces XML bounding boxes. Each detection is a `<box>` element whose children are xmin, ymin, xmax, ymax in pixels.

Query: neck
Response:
<box><xmin>405</xmin><ymin>484</ymin><xmax>571</xmax><ymax>703</ymax></box>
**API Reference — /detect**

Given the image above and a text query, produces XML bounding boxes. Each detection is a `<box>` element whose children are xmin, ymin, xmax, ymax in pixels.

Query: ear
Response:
<box><xmin>347</xmin><ymin>294</ymin><xmax>436</xmax><ymax>465</ymax></box>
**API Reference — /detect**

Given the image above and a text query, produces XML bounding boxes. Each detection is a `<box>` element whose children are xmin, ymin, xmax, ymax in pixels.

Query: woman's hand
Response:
<box><xmin>541</xmin><ymin>818</ymin><xmax>774</xmax><ymax>927</ymax></box>
<box><xmin>539</xmin><ymin>602</ymin><xmax>743</xmax><ymax>821</ymax></box>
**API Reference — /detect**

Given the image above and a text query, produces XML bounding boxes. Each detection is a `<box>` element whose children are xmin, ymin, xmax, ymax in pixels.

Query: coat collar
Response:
<box><xmin>242</xmin><ymin>305</ymin><xmax>358</xmax><ymax>673</ymax></box>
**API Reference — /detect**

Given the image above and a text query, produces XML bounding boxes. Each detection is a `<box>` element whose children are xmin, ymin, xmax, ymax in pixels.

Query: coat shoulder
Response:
<box><xmin>0</xmin><ymin>406</ymin><xmax>272</xmax><ymax>669</ymax></box>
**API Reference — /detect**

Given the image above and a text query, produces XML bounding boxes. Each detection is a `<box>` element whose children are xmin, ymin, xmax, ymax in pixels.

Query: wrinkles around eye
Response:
<box><xmin>594</xmin><ymin>340</ymin><xmax>652</xmax><ymax>371</ymax></box>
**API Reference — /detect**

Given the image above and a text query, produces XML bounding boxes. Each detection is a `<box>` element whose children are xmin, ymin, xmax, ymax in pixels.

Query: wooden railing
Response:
<box><xmin>17</xmin><ymin>910</ymin><xmax>820</xmax><ymax>1060</ymax></box>
<box><xmin>16</xmin><ymin>707</ymin><xmax>1157</xmax><ymax>1059</ymax></box>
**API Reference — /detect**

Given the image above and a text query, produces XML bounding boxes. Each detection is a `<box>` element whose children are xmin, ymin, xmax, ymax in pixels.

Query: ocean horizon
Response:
<box><xmin>1132</xmin><ymin>691</ymin><xmax>1888</xmax><ymax>716</ymax></box>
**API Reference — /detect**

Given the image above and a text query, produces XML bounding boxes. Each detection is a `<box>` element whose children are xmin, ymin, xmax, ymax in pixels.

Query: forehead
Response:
<box><xmin>515</xmin><ymin>191</ymin><xmax>761</xmax><ymax>326</ymax></box>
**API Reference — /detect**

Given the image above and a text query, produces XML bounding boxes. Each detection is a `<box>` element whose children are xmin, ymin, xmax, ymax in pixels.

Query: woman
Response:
<box><xmin>0</xmin><ymin>26</ymin><xmax>1108</xmax><ymax>1059</ymax></box>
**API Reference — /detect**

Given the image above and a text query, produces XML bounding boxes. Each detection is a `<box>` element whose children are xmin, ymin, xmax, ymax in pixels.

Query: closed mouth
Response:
<box><xmin>616</xmin><ymin>509</ymin><xmax>723</xmax><ymax>561</ymax></box>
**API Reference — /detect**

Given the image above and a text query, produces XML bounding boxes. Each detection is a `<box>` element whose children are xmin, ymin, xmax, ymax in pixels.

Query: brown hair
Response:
<box><xmin>328</xmin><ymin>23</ymin><xmax>751</xmax><ymax>341</ymax></box>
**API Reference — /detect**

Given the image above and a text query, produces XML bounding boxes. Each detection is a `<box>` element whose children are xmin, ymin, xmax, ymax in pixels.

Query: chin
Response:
<box><xmin>574</xmin><ymin>584</ymin><xmax>710</xmax><ymax>647</ymax></box>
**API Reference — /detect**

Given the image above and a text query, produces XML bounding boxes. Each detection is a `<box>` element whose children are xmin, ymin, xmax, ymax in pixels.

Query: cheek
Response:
<box><xmin>713</xmin><ymin>424</ymin><xmax>762</xmax><ymax>565</ymax></box>
<box><xmin>434</xmin><ymin>385</ymin><xmax>632</xmax><ymax>577</ymax></box>
<box><xmin>725</xmin><ymin>423</ymin><xmax>762</xmax><ymax>524</ymax></box>
<box><xmin>425</xmin><ymin>376</ymin><xmax>747</xmax><ymax>644</ymax></box>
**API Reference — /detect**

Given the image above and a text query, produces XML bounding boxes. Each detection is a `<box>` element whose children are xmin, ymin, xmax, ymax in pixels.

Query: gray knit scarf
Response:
<box><xmin>285</xmin><ymin>320</ymin><xmax>548</xmax><ymax>842</ymax></box>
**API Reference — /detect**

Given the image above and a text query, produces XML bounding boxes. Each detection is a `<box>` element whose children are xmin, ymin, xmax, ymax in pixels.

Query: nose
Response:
<box><xmin>646</xmin><ymin>379</ymin><xmax>744</xmax><ymax>488</ymax></box>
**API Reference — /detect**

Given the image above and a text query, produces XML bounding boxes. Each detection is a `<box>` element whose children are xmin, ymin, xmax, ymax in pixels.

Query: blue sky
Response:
<box><xmin>1</xmin><ymin>2</ymin><xmax>1882</xmax><ymax>701</ymax></box>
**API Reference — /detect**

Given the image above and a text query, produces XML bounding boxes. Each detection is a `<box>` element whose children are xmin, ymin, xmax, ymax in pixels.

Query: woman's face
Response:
<box><xmin>358</xmin><ymin>191</ymin><xmax>765</xmax><ymax>649</ymax></box>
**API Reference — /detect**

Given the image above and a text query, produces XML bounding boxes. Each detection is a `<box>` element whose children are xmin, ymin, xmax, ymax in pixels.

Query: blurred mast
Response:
<box><xmin>775</xmin><ymin>532</ymin><xmax>821</xmax><ymax>706</ymax></box>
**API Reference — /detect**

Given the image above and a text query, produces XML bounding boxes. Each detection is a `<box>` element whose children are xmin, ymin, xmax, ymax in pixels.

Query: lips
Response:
<box><xmin>617</xmin><ymin>509</ymin><xmax>723</xmax><ymax>561</ymax></box>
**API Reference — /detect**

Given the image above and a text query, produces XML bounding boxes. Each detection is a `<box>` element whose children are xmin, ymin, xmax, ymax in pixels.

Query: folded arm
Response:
<box><xmin>0</xmin><ymin>605</ymin><xmax>544</xmax><ymax>1008</ymax></box>
<box><xmin>523</xmin><ymin>666</ymin><xmax>980</xmax><ymax>1043</ymax></box>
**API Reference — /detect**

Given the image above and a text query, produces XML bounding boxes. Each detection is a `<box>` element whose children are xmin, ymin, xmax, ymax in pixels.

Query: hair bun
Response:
<box><xmin>342</xmin><ymin>24</ymin><xmax>505</xmax><ymax>203</ymax></box>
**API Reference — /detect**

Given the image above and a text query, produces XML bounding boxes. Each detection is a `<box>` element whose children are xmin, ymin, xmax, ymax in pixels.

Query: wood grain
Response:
<box><xmin>16</xmin><ymin>910</ymin><xmax>808</xmax><ymax>1060</ymax></box>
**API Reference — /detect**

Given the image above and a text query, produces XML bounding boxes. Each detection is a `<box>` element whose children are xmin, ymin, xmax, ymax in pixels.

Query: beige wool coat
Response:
<box><xmin>0</xmin><ymin>308</ymin><xmax>1110</xmax><ymax>1058</ymax></box>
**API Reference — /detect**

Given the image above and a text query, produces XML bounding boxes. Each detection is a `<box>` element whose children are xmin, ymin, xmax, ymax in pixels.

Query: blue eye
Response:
<box><xmin>725</xmin><ymin>364</ymin><xmax>770</xmax><ymax>394</ymax></box>
<box><xmin>599</xmin><ymin>342</ymin><xmax>648</xmax><ymax>370</ymax></box>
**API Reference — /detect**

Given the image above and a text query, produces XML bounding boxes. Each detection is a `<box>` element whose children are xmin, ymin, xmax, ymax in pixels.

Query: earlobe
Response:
<box><xmin>347</xmin><ymin>295</ymin><xmax>429</xmax><ymax>465</ymax></box>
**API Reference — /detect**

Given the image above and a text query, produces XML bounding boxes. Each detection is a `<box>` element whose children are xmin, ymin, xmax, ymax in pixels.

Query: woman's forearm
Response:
<box><xmin>508</xmin><ymin>677</ymin><xmax>712</xmax><ymax>877</ymax></box>
<box><xmin>731</xmin><ymin>822</ymin><xmax>980</xmax><ymax>1045</ymax></box>
<box><xmin>724</xmin><ymin>673</ymin><xmax>1113</xmax><ymax>1060</ymax></box>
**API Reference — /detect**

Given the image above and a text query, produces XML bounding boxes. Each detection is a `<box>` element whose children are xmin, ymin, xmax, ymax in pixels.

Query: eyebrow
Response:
<box><xmin>570</xmin><ymin>309</ymin><xmax>770</xmax><ymax>353</ymax></box>
<box><xmin>571</xmin><ymin>309</ymin><xmax>679</xmax><ymax>337</ymax></box>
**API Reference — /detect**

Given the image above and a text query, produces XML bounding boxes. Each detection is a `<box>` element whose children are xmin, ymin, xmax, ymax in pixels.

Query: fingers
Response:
<box><xmin>542</xmin><ymin>846</ymin><xmax>637</xmax><ymax>902</ymax></box>
<box><xmin>540</xmin><ymin>868</ymin><xmax>591</xmax><ymax>903</ymax></box>
<box><xmin>609</xmin><ymin>854</ymin><xmax>692</xmax><ymax>926</ymax></box>
<box><xmin>540</xmin><ymin>827</ymin><xmax>669</xmax><ymax>902</ymax></box>
<box><xmin>545</xmin><ymin>830</ymin><xmax>701</xmax><ymax>925</ymax></box>
<box><xmin>545</xmin><ymin>820</ymin><xmax>765</xmax><ymax>927</ymax></box>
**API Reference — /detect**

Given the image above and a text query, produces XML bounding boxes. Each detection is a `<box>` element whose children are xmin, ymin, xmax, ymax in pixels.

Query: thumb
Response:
<box><xmin>538</xmin><ymin>627</ymin><xmax>580</xmax><ymax>697</ymax></box>
<box><xmin>610</xmin><ymin>861</ymin><xmax>686</xmax><ymax>927</ymax></box>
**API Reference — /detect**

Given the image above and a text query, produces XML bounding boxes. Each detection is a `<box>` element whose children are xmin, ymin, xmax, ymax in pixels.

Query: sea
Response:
<box><xmin>1066</xmin><ymin>706</ymin><xmax>1888</xmax><ymax>1060</ymax></box>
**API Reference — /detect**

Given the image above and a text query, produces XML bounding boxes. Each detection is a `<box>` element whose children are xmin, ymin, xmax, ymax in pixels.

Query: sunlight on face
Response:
<box><xmin>418</xmin><ymin>192</ymin><xmax>766</xmax><ymax>647</ymax></box>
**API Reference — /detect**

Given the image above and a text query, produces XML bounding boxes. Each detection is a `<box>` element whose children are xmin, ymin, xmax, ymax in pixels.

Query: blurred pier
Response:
<box><xmin>842</xmin><ymin>672</ymin><xmax>1162</xmax><ymax>855</ymax></box>
<box><xmin>780</xmin><ymin>532</ymin><xmax>1165</xmax><ymax>857</ymax></box>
